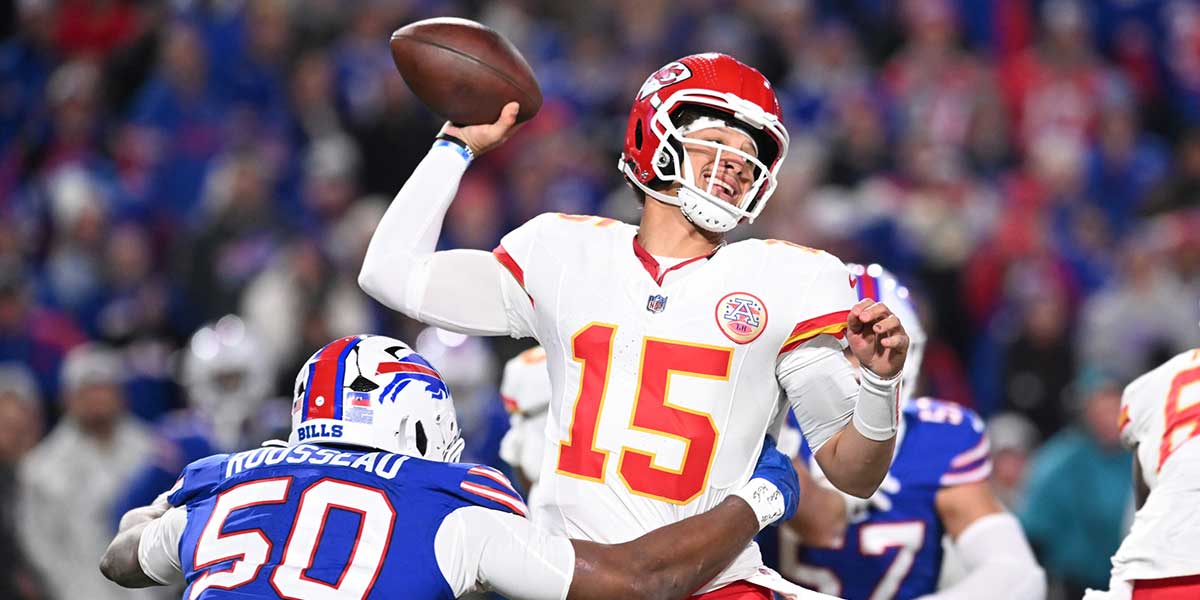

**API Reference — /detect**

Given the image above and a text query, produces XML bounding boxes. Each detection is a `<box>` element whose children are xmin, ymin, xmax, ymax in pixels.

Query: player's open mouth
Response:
<box><xmin>702</xmin><ymin>170</ymin><xmax>741</xmax><ymax>202</ymax></box>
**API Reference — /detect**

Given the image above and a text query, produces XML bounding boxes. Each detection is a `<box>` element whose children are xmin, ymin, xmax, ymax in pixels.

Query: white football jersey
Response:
<box><xmin>493</xmin><ymin>213</ymin><xmax>858</xmax><ymax>591</ymax></box>
<box><xmin>1112</xmin><ymin>348</ymin><xmax>1200</xmax><ymax>581</ymax></box>
<box><xmin>499</xmin><ymin>347</ymin><xmax>553</xmax><ymax>504</ymax></box>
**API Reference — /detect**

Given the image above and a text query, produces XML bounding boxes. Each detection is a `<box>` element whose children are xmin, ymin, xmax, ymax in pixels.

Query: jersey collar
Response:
<box><xmin>631</xmin><ymin>234</ymin><xmax>723</xmax><ymax>286</ymax></box>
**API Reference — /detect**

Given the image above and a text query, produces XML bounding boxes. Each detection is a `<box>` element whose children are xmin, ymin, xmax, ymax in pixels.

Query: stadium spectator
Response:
<box><xmin>38</xmin><ymin>166</ymin><xmax>111</xmax><ymax>325</ymax></box>
<box><xmin>16</xmin><ymin>344</ymin><xmax>152</xmax><ymax>600</ymax></box>
<box><xmin>1000</xmin><ymin>275</ymin><xmax>1076</xmax><ymax>439</ymax></box>
<box><xmin>0</xmin><ymin>365</ymin><xmax>46</xmax><ymax>600</ymax></box>
<box><xmin>179</xmin><ymin>148</ymin><xmax>288</xmax><ymax>320</ymax></box>
<box><xmin>883</xmin><ymin>0</ymin><xmax>994</xmax><ymax>153</ymax></box>
<box><xmin>0</xmin><ymin>258</ymin><xmax>85</xmax><ymax>421</ymax></box>
<box><xmin>987</xmin><ymin>411</ymin><xmax>1040</xmax><ymax>510</ymax></box>
<box><xmin>123</xmin><ymin>19</ymin><xmax>223</xmax><ymax>221</ymax></box>
<box><xmin>0</xmin><ymin>0</ymin><xmax>57</xmax><ymax>153</ymax></box>
<box><xmin>999</xmin><ymin>0</ymin><xmax>1114</xmax><ymax>149</ymax></box>
<box><xmin>1077</xmin><ymin>231</ymin><xmax>1199</xmax><ymax>382</ymax></box>
<box><xmin>1018</xmin><ymin>368</ymin><xmax>1132</xmax><ymax>599</ymax></box>
<box><xmin>242</xmin><ymin>237</ymin><xmax>372</xmax><ymax>370</ymax></box>
<box><xmin>1142</xmin><ymin>129</ymin><xmax>1200</xmax><ymax>216</ymax></box>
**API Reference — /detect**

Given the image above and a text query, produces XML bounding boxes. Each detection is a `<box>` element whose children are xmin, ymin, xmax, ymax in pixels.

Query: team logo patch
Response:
<box><xmin>715</xmin><ymin>292</ymin><xmax>768</xmax><ymax>344</ymax></box>
<box><xmin>646</xmin><ymin>294</ymin><xmax>668</xmax><ymax>313</ymax></box>
<box><xmin>637</xmin><ymin>61</ymin><xmax>693</xmax><ymax>100</ymax></box>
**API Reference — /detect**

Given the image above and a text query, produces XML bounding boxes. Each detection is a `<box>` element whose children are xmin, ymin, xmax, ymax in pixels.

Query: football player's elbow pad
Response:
<box><xmin>925</xmin><ymin>512</ymin><xmax>1045</xmax><ymax>600</ymax></box>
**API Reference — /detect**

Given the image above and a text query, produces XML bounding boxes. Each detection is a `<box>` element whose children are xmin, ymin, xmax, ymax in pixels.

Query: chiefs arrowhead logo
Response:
<box><xmin>638</xmin><ymin>61</ymin><xmax>693</xmax><ymax>100</ymax></box>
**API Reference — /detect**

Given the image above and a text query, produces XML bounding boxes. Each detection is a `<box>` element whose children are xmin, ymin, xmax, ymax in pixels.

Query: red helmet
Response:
<box><xmin>620</xmin><ymin>53</ymin><xmax>789</xmax><ymax>232</ymax></box>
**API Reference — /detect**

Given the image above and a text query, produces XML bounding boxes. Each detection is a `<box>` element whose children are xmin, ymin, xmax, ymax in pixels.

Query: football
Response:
<box><xmin>390</xmin><ymin>17</ymin><xmax>543</xmax><ymax>125</ymax></box>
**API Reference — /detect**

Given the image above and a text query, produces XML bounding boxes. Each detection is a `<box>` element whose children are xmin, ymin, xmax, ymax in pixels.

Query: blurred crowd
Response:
<box><xmin>1</xmin><ymin>0</ymin><xmax>1198</xmax><ymax>599</ymax></box>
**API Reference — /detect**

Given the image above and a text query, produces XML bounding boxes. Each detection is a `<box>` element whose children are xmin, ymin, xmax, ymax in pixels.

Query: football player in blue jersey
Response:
<box><xmin>773</xmin><ymin>265</ymin><xmax>1046</xmax><ymax>600</ymax></box>
<box><xmin>100</xmin><ymin>334</ymin><xmax>811</xmax><ymax>600</ymax></box>
<box><xmin>112</xmin><ymin>315</ymin><xmax>282</xmax><ymax>530</ymax></box>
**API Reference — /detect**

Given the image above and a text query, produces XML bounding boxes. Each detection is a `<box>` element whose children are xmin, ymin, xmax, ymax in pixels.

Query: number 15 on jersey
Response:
<box><xmin>556</xmin><ymin>323</ymin><xmax>733</xmax><ymax>504</ymax></box>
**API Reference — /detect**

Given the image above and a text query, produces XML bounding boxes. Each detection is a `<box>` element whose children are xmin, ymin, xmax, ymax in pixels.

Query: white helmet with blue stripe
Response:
<box><xmin>289</xmin><ymin>335</ymin><xmax>465</xmax><ymax>463</ymax></box>
<box><xmin>848</xmin><ymin>264</ymin><xmax>927</xmax><ymax>404</ymax></box>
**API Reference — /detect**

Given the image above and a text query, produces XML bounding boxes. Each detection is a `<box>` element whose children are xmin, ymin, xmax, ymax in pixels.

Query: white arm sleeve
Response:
<box><xmin>357</xmin><ymin>144</ymin><xmax>519</xmax><ymax>336</ymax></box>
<box><xmin>138</xmin><ymin>507</ymin><xmax>188</xmax><ymax>585</ymax></box>
<box><xmin>777</xmin><ymin>337</ymin><xmax>858</xmax><ymax>452</ymax></box>
<box><xmin>919</xmin><ymin>513</ymin><xmax>1045</xmax><ymax>600</ymax></box>
<box><xmin>435</xmin><ymin>506</ymin><xmax>574</xmax><ymax>600</ymax></box>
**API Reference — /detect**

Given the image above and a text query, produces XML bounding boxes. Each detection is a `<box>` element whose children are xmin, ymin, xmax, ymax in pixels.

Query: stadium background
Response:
<box><xmin>1</xmin><ymin>0</ymin><xmax>1198</xmax><ymax>598</ymax></box>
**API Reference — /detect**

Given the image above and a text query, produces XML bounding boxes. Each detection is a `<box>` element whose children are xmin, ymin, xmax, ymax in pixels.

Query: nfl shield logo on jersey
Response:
<box><xmin>715</xmin><ymin>292</ymin><xmax>768</xmax><ymax>344</ymax></box>
<box><xmin>646</xmin><ymin>294</ymin><xmax>668</xmax><ymax>314</ymax></box>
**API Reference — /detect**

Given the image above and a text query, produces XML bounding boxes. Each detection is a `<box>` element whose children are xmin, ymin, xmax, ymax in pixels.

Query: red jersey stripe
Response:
<box><xmin>501</xmin><ymin>394</ymin><xmax>519</xmax><ymax>414</ymax></box>
<box><xmin>460</xmin><ymin>481</ymin><xmax>528</xmax><ymax>517</ymax></box>
<box><xmin>492</xmin><ymin>245</ymin><xmax>526</xmax><ymax>288</ymax></box>
<box><xmin>779</xmin><ymin>310</ymin><xmax>851</xmax><ymax>355</ymax></box>
<box><xmin>493</xmin><ymin>245</ymin><xmax>534</xmax><ymax>306</ymax></box>
<box><xmin>468</xmin><ymin>466</ymin><xmax>518</xmax><ymax>495</ymax></box>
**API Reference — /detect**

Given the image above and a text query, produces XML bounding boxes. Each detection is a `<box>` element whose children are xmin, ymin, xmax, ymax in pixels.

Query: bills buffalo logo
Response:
<box><xmin>375</xmin><ymin>356</ymin><xmax>449</xmax><ymax>402</ymax></box>
<box><xmin>715</xmin><ymin>292</ymin><xmax>768</xmax><ymax>344</ymax></box>
<box><xmin>638</xmin><ymin>61</ymin><xmax>693</xmax><ymax>100</ymax></box>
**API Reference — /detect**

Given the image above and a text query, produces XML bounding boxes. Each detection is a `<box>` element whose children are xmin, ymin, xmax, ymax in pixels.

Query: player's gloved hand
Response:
<box><xmin>734</xmin><ymin>436</ymin><xmax>800</xmax><ymax>531</ymax></box>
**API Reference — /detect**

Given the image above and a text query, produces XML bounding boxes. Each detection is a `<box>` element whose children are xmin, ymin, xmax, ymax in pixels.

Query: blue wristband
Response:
<box><xmin>433</xmin><ymin>138</ymin><xmax>473</xmax><ymax>164</ymax></box>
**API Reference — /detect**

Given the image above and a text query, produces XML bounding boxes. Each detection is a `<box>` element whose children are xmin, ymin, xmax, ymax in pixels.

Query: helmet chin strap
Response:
<box><xmin>677</xmin><ymin>186</ymin><xmax>740</xmax><ymax>233</ymax></box>
<box><xmin>626</xmin><ymin>172</ymin><xmax>742</xmax><ymax>233</ymax></box>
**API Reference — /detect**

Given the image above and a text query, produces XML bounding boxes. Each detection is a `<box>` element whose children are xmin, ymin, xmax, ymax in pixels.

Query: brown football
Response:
<box><xmin>390</xmin><ymin>17</ymin><xmax>542</xmax><ymax>125</ymax></box>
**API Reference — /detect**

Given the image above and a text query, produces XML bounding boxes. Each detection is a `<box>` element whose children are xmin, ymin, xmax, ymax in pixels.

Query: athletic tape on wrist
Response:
<box><xmin>733</xmin><ymin>477</ymin><xmax>786</xmax><ymax>531</ymax></box>
<box><xmin>852</xmin><ymin>368</ymin><xmax>902</xmax><ymax>441</ymax></box>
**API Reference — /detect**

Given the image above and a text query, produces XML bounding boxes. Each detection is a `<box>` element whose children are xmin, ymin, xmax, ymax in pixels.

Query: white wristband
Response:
<box><xmin>732</xmin><ymin>477</ymin><xmax>786</xmax><ymax>531</ymax></box>
<box><xmin>851</xmin><ymin>367</ymin><xmax>902</xmax><ymax>441</ymax></box>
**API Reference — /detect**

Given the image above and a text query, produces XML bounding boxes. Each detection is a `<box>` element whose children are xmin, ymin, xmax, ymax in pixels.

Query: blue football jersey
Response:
<box><xmin>167</xmin><ymin>443</ymin><xmax>528</xmax><ymax>599</ymax></box>
<box><xmin>774</xmin><ymin>398</ymin><xmax>991</xmax><ymax>600</ymax></box>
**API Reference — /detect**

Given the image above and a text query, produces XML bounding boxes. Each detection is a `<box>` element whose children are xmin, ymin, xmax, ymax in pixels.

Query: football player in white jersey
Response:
<box><xmin>358</xmin><ymin>53</ymin><xmax>910</xmax><ymax>598</ymax></box>
<box><xmin>499</xmin><ymin>346</ymin><xmax>552</xmax><ymax>504</ymax></box>
<box><xmin>1084</xmin><ymin>347</ymin><xmax>1200</xmax><ymax>600</ymax></box>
